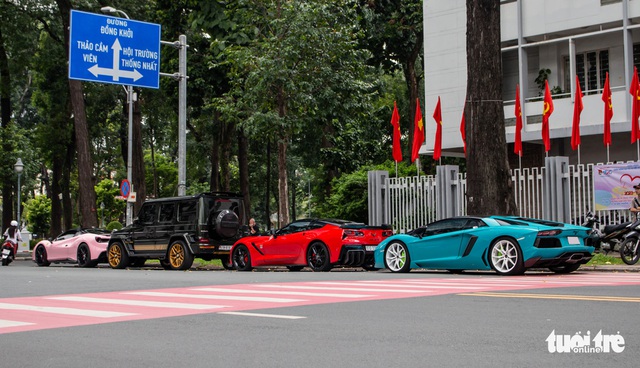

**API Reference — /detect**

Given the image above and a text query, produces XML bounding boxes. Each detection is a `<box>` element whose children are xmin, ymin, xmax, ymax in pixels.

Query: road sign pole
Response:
<box><xmin>127</xmin><ymin>84</ymin><xmax>134</xmax><ymax>225</ymax></box>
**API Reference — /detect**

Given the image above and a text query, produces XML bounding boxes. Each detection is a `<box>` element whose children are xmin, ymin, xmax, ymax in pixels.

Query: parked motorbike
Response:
<box><xmin>582</xmin><ymin>211</ymin><xmax>634</xmax><ymax>253</ymax></box>
<box><xmin>1</xmin><ymin>240</ymin><xmax>17</xmax><ymax>266</ymax></box>
<box><xmin>620</xmin><ymin>228</ymin><xmax>640</xmax><ymax>265</ymax></box>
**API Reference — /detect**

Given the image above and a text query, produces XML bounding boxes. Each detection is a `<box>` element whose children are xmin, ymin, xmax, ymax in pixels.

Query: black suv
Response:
<box><xmin>107</xmin><ymin>192</ymin><xmax>246</xmax><ymax>270</ymax></box>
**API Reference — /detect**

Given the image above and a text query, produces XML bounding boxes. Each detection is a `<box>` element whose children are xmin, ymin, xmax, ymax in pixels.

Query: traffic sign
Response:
<box><xmin>120</xmin><ymin>179</ymin><xmax>131</xmax><ymax>198</ymax></box>
<box><xmin>68</xmin><ymin>10</ymin><xmax>161</xmax><ymax>89</ymax></box>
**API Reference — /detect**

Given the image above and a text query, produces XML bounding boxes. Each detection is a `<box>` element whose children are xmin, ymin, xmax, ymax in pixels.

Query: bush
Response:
<box><xmin>106</xmin><ymin>221</ymin><xmax>123</xmax><ymax>231</ymax></box>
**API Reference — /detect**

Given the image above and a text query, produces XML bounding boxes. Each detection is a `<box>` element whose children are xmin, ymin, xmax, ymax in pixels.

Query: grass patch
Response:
<box><xmin>586</xmin><ymin>252</ymin><xmax>623</xmax><ymax>266</ymax></box>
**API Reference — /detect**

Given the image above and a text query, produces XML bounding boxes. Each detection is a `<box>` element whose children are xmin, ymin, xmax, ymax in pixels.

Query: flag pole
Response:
<box><xmin>577</xmin><ymin>145</ymin><xmax>581</xmax><ymax>166</ymax></box>
<box><xmin>518</xmin><ymin>151</ymin><xmax>522</xmax><ymax>171</ymax></box>
<box><xmin>607</xmin><ymin>144</ymin><xmax>610</xmax><ymax>163</ymax></box>
<box><xmin>395</xmin><ymin>161</ymin><xmax>398</xmax><ymax>177</ymax></box>
<box><xmin>416</xmin><ymin>158</ymin><xmax>420</xmax><ymax>177</ymax></box>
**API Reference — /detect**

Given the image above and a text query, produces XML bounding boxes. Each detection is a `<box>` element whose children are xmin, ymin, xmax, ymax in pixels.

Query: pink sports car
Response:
<box><xmin>33</xmin><ymin>229</ymin><xmax>111</xmax><ymax>268</ymax></box>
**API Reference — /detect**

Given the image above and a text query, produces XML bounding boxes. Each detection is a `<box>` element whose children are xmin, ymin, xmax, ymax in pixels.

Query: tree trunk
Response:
<box><xmin>276</xmin><ymin>86</ymin><xmax>289</xmax><ymax>226</ymax></box>
<box><xmin>63</xmin><ymin>141</ymin><xmax>73</xmax><ymax>230</ymax></box>
<box><xmin>50</xmin><ymin>158</ymin><xmax>62</xmax><ymax>237</ymax></box>
<box><xmin>265</xmin><ymin>139</ymin><xmax>271</xmax><ymax>230</ymax></box>
<box><xmin>0</xmin><ymin>27</ymin><xmax>15</xmax><ymax>229</ymax></box>
<box><xmin>277</xmin><ymin>138</ymin><xmax>289</xmax><ymax>226</ymax></box>
<box><xmin>238</xmin><ymin>128</ymin><xmax>250</xmax><ymax>218</ymax></box>
<box><xmin>403</xmin><ymin>31</ymin><xmax>423</xmax><ymax>160</ymax></box>
<box><xmin>210</xmin><ymin>112</ymin><xmax>221</xmax><ymax>192</ymax></box>
<box><xmin>465</xmin><ymin>0</ymin><xmax>517</xmax><ymax>216</ymax></box>
<box><xmin>220</xmin><ymin>121</ymin><xmax>233</xmax><ymax>191</ymax></box>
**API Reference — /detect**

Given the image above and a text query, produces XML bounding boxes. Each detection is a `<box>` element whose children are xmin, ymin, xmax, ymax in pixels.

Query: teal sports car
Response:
<box><xmin>374</xmin><ymin>216</ymin><xmax>594</xmax><ymax>275</ymax></box>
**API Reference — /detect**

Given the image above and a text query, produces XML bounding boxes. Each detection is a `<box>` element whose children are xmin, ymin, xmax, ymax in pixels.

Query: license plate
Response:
<box><xmin>2</xmin><ymin>249</ymin><xmax>10</xmax><ymax>255</ymax></box>
<box><xmin>218</xmin><ymin>245</ymin><xmax>232</xmax><ymax>251</ymax></box>
<box><xmin>567</xmin><ymin>236</ymin><xmax>580</xmax><ymax>245</ymax></box>
<box><xmin>365</xmin><ymin>246</ymin><xmax>378</xmax><ymax>252</ymax></box>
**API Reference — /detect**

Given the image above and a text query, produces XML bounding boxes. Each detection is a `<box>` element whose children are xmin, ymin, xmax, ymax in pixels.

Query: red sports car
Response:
<box><xmin>230</xmin><ymin>219</ymin><xmax>393</xmax><ymax>271</ymax></box>
<box><xmin>33</xmin><ymin>228</ymin><xmax>111</xmax><ymax>268</ymax></box>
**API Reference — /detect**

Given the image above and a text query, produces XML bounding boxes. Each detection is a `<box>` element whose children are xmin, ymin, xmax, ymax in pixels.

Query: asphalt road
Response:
<box><xmin>1</xmin><ymin>260</ymin><xmax>639</xmax><ymax>368</ymax></box>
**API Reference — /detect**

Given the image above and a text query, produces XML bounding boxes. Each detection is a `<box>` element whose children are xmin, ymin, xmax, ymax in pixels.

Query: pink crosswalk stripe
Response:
<box><xmin>1</xmin><ymin>273</ymin><xmax>639</xmax><ymax>334</ymax></box>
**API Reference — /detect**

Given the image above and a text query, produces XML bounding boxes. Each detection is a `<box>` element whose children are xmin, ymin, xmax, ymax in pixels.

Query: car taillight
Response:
<box><xmin>537</xmin><ymin>230</ymin><xmax>561</xmax><ymax>236</ymax></box>
<box><xmin>342</xmin><ymin>229</ymin><xmax>364</xmax><ymax>239</ymax></box>
<box><xmin>382</xmin><ymin>230</ymin><xmax>393</xmax><ymax>237</ymax></box>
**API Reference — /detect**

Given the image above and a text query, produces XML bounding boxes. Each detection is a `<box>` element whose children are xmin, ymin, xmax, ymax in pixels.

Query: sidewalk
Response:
<box><xmin>13</xmin><ymin>251</ymin><xmax>640</xmax><ymax>272</ymax></box>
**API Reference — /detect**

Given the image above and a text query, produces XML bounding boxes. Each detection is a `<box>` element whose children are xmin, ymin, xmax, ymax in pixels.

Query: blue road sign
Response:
<box><xmin>69</xmin><ymin>10</ymin><xmax>161</xmax><ymax>89</ymax></box>
<box><xmin>120</xmin><ymin>179</ymin><xmax>131</xmax><ymax>198</ymax></box>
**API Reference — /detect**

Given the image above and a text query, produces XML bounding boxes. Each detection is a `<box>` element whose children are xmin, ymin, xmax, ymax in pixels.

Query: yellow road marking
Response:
<box><xmin>458</xmin><ymin>292</ymin><xmax>640</xmax><ymax>303</ymax></box>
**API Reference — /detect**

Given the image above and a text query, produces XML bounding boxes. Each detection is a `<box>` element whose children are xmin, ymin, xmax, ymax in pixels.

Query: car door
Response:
<box><xmin>155</xmin><ymin>202</ymin><xmax>176</xmax><ymax>252</ymax></box>
<box><xmin>409</xmin><ymin>218</ymin><xmax>468</xmax><ymax>266</ymax></box>
<box><xmin>131</xmin><ymin>203</ymin><xmax>158</xmax><ymax>253</ymax></box>
<box><xmin>49</xmin><ymin>230</ymin><xmax>78</xmax><ymax>261</ymax></box>
<box><xmin>261</xmin><ymin>220</ymin><xmax>311</xmax><ymax>263</ymax></box>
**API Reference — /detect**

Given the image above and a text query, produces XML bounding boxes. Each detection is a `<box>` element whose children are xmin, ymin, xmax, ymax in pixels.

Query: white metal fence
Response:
<box><xmin>385</xmin><ymin>163</ymin><xmax>635</xmax><ymax>233</ymax></box>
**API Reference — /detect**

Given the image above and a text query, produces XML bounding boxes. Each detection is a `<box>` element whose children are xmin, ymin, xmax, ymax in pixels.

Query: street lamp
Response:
<box><xmin>101</xmin><ymin>6</ymin><xmax>134</xmax><ymax>226</ymax></box>
<box><xmin>14</xmin><ymin>158</ymin><xmax>24</xmax><ymax>229</ymax></box>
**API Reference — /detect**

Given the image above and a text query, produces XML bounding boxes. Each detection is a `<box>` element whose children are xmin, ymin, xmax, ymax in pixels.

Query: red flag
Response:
<box><xmin>514</xmin><ymin>86</ymin><xmax>523</xmax><ymax>156</ymax></box>
<box><xmin>542</xmin><ymin>80</ymin><xmax>554</xmax><ymax>152</ymax></box>
<box><xmin>411</xmin><ymin>98</ymin><xmax>424</xmax><ymax>162</ymax></box>
<box><xmin>602</xmin><ymin>72</ymin><xmax>613</xmax><ymax>146</ymax></box>
<box><xmin>571</xmin><ymin>76</ymin><xmax>584</xmax><ymax>150</ymax></box>
<box><xmin>432</xmin><ymin>97</ymin><xmax>443</xmax><ymax>161</ymax></box>
<box><xmin>460</xmin><ymin>103</ymin><xmax>466</xmax><ymax>156</ymax></box>
<box><xmin>391</xmin><ymin>101</ymin><xmax>402</xmax><ymax>162</ymax></box>
<box><xmin>631</xmin><ymin>67</ymin><xmax>640</xmax><ymax>143</ymax></box>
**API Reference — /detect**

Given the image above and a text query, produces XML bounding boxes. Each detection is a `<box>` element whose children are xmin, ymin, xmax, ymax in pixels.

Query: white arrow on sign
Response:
<box><xmin>87</xmin><ymin>39</ymin><xmax>143</xmax><ymax>82</ymax></box>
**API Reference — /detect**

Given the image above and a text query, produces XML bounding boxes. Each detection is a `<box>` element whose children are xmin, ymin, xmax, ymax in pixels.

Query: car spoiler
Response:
<box><xmin>340</xmin><ymin>224</ymin><xmax>392</xmax><ymax>230</ymax></box>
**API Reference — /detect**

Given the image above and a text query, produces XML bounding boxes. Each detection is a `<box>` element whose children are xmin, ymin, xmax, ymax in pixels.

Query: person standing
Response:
<box><xmin>249</xmin><ymin>218</ymin><xmax>260</xmax><ymax>235</ymax></box>
<box><xmin>630</xmin><ymin>185</ymin><xmax>640</xmax><ymax>219</ymax></box>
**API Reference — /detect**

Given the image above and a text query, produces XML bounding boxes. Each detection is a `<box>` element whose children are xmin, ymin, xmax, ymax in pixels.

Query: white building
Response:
<box><xmin>422</xmin><ymin>0</ymin><xmax>640</xmax><ymax>166</ymax></box>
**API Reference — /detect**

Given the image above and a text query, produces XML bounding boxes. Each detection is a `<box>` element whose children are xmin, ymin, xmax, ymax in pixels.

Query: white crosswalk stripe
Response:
<box><xmin>255</xmin><ymin>284</ymin><xmax>430</xmax><ymax>293</ymax></box>
<box><xmin>0</xmin><ymin>302</ymin><xmax>135</xmax><ymax>318</ymax></box>
<box><xmin>0</xmin><ymin>319</ymin><xmax>34</xmax><ymax>328</ymax></box>
<box><xmin>191</xmin><ymin>287</ymin><xmax>373</xmax><ymax>298</ymax></box>
<box><xmin>49</xmin><ymin>296</ymin><xmax>228</xmax><ymax>310</ymax></box>
<box><xmin>125</xmin><ymin>291</ymin><xmax>305</xmax><ymax>303</ymax></box>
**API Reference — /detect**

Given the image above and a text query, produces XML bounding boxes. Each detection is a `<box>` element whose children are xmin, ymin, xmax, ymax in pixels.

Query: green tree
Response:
<box><xmin>24</xmin><ymin>195</ymin><xmax>51</xmax><ymax>237</ymax></box>
<box><xmin>221</xmin><ymin>0</ymin><xmax>375</xmax><ymax>225</ymax></box>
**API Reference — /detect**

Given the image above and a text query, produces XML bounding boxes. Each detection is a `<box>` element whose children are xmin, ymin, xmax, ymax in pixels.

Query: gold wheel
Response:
<box><xmin>166</xmin><ymin>241</ymin><xmax>194</xmax><ymax>270</ymax></box>
<box><xmin>169</xmin><ymin>243</ymin><xmax>185</xmax><ymax>268</ymax></box>
<box><xmin>107</xmin><ymin>242</ymin><xmax>129</xmax><ymax>269</ymax></box>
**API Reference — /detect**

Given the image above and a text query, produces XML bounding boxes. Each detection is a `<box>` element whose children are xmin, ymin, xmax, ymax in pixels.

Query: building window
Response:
<box><xmin>564</xmin><ymin>50</ymin><xmax>609</xmax><ymax>94</ymax></box>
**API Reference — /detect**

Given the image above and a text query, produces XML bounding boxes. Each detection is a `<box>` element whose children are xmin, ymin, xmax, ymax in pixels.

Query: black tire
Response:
<box><xmin>488</xmin><ymin>237</ymin><xmax>525</xmax><ymax>275</ymax></box>
<box><xmin>232</xmin><ymin>245</ymin><xmax>253</xmax><ymax>271</ymax></box>
<box><xmin>108</xmin><ymin>242</ymin><xmax>130</xmax><ymax>269</ymax></box>
<box><xmin>130</xmin><ymin>258</ymin><xmax>147</xmax><ymax>267</ymax></box>
<box><xmin>167</xmin><ymin>240</ymin><xmax>194</xmax><ymax>270</ymax></box>
<box><xmin>34</xmin><ymin>245</ymin><xmax>51</xmax><ymax>267</ymax></box>
<box><xmin>77</xmin><ymin>244</ymin><xmax>98</xmax><ymax>268</ymax></box>
<box><xmin>287</xmin><ymin>266</ymin><xmax>304</xmax><ymax>272</ymax></box>
<box><xmin>548</xmin><ymin>263</ymin><xmax>581</xmax><ymax>274</ymax></box>
<box><xmin>384</xmin><ymin>241</ymin><xmax>411</xmax><ymax>273</ymax></box>
<box><xmin>160</xmin><ymin>258</ymin><xmax>172</xmax><ymax>270</ymax></box>
<box><xmin>1</xmin><ymin>258</ymin><xmax>8</xmax><ymax>266</ymax></box>
<box><xmin>306</xmin><ymin>242</ymin><xmax>332</xmax><ymax>272</ymax></box>
<box><xmin>620</xmin><ymin>238</ymin><xmax>640</xmax><ymax>265</ymax></box>
<box><xmin>220</xmin><ymin>255</ymin><xmax>234</xmax><ymax>270</ymax></box>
